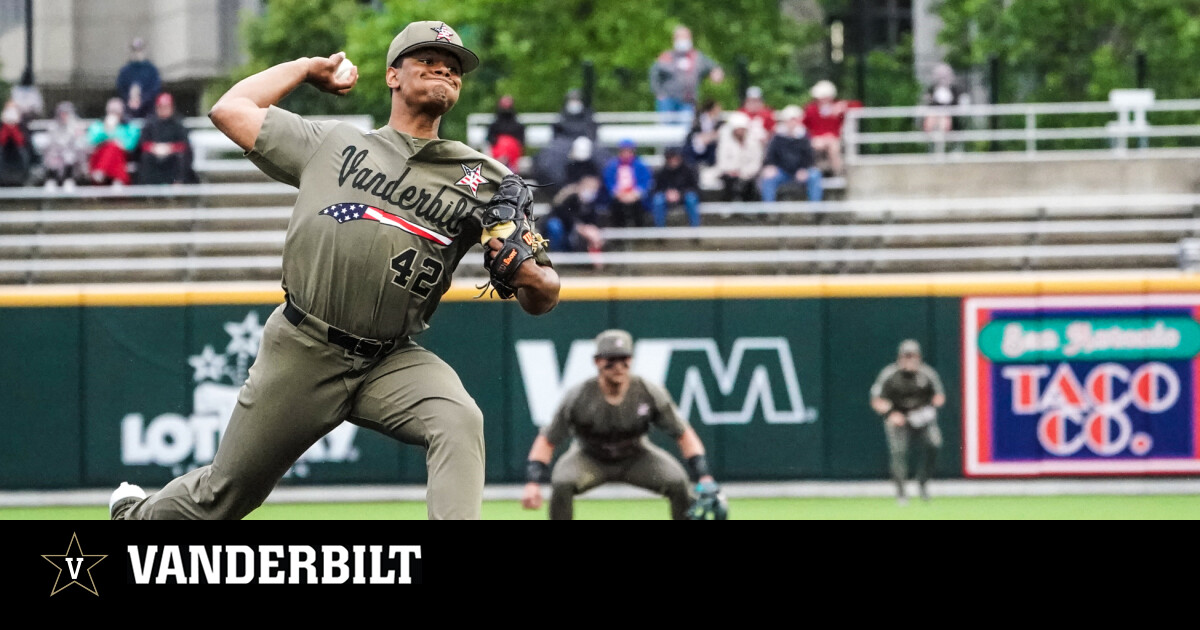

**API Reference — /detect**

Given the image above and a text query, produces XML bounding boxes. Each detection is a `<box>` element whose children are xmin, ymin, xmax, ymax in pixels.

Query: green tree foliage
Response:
<box><xmin>205</xmin><ymin>0</ymin><xmax>367</xmax><ymax>115</ymax></box>
<box><xmin>220</xmin><ymin>0</ymin><xmax>825</xmax><ymax>141</ymax></box>
<box><xmin>937</xmin><ymin>0</ymin><xmax>1200</xmax><ymax>103</ymax></box>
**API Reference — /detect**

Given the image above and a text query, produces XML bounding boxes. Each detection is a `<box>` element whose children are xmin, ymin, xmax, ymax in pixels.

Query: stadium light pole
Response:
<box><xmin>581</xmin><ymin>60</ymin><xmax>594</xmax><ymax>109</ymax></box>
<box><xmin>19</xmin><ymin>0</ymin><xmax>33</xmax><ymax>85</ymax></box>
<box><xmin>855</xmin><ymin>0</ymin><xmax>869</xmax><ymax>104</ymax></box>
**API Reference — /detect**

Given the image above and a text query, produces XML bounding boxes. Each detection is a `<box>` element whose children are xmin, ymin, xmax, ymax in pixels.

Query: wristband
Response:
<box><xmin>526</xmin><ymin>460</ymin><xmax>550</xmax><ymax>484</ymax></box>
<box><xmin>685</xmin><ymin>454</ymin><xmax>710</xmax><ymax>482</ymax></box>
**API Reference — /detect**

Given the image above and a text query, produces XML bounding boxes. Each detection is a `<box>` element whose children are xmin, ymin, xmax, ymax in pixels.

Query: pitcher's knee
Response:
<box><xmin>424</xmin><ymin>399</ymin><xmax>484</xmax><ymax>447</ymax></box>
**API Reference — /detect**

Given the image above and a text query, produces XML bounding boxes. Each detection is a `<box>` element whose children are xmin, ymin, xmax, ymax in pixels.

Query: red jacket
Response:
<box><xmin>803</xmin><ymin>99</ymin><xmax>862</xmax><ymax>138</ymax></box>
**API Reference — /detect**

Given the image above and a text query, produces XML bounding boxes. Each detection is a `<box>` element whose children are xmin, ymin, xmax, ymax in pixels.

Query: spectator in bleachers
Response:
<box><xmin>759</xmin><ymin>105</ymin><xmax>822</xmax><ymax>203</ymax></box>
<box><xmin>116</xmin><ymin>37</ymin><xmax>162</xmax><ymax>119</ymax></box>
<box><xmin>486</xmin><ymin>94</ymin><xmax>525</xmax><ymax>171</ymax></box>
<box><xmin>649</xmin><ymin>25</ymin><xmax>724</xmax><ymax>123</ymax></box>
<box><xmin>803</xmin><ymin>80</ymin><xmax>860</xmax><ymax>176</ymax></box>
<box><xmin>41</xmin><ymin>101</ymin><xmax>90</xmax><ymax>192</ymax></box>
<box><xmin>921</xmin><ymin>63</ymin><xmax>970</xmax><ymax>136</ymax></box>
<box><xmin>565</xmin><ymin>136</ymin><xmax>602</xmax><ymax>186</ymax></box>
<box><xmin>739</xmin><ymin>86</ymin><xmax>775</xmax><ymax>136</ymax></box>
<box><xmin>602</xmin><ymin>139</ymin><xmax>654</xmax><ymax>227</ymax></box>
<box><xmin>684</xmin><ymin>98</ymin><xmax>723</xmax><ymax>167</ymax></box>
<box><xmin>715</xmin><ymin>111</ymin><xmax>765</xmax><ymax>202</ymax></box>
<box><xmin>0</xmin><ymin>99</ymin><xmax>35</xmax><ymax>187</ymax></box>
<box><xmin>137</xmin><ymin>92</ymin><xmax>196</xmax><ymax>185</ymax></box>
<box><xmin>87</xmin><ymin>97</ymin><xmax>140</xmax><ymax>187</ymax></box>
<box><xmin>535</xmin><ymin>89</ymin><xmax>602</xmax><ymax>195</ymax></box>
<box><xmin>541</xmin><ymin>174</ymin><xmax>605</xmax><ymax>256</ymax></box>
<box><xmin>9</xmin><ymin>84</ymin><xmax>44</xmax><ymax>126</ymax></box>
<box><xmin>553</xmin><ymin>89</ymin><xmax>598</xmax><ymax>142</ymax></box>
<box><xmin>651</xmin><ymin>147</ymin><xmax>701</xmax><ymax>228</ymax></box>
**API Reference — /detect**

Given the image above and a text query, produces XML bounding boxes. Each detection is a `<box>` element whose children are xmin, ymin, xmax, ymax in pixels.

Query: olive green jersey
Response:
<box><xmin>870</xmin><ymin>363</ymin><xmax>945</xmax><ymax>412</ymax></box>
<box><xmin>544</xmin><ymin>375</ymin><xmax>690</xmax><ymax>461</ymax></box>
<box><xmin>246</xmin><ymin>105</ymin><xmax>511</xmax><ymax>339</ymax></box>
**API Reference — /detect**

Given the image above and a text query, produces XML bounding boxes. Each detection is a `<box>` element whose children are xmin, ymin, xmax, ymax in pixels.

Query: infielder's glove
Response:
<box><xmin>478</xmin><ymin>173</ymin><xmax>552</xmax><ymax>300</ymax></box>
<box><xmin>687</xmin><ymin>480</ymin><xmax>729</xmax><ymax>520</ymax></box>
<box><xmin>906</xmin><ymin>405</ymin><xmax>938</xmax><ymax>428</ymax></box>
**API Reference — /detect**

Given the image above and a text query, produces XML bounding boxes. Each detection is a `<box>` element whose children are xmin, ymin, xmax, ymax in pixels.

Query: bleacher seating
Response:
<box><xmin>6</xmin><ymin>106</ymin><xmax>1197</xmax><ymax>285</ymax></box>
<box><xmin>465</xmin><ymin>111</ymin><xmax>846</xmax><ymax>194</ymax></box>
<box><xmin>28</xmin><ymin>115</ymin><xmax>375</xmax><ymax>183</ymax></box>
<box><xmin>2</xmin><ymin>182</ymin><xmax>1196</xmax><ymax>283</ymax></box>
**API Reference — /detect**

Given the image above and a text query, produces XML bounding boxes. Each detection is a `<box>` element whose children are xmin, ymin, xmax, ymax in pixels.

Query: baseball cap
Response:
<box><xmin>779</xmin><ymin>105</ymin><xmax>803</xmax><ymax>121</ymax></box>
<box><xmin>727</xmin><ymin>111</ymin><xmax>751</xmax><ymax>129</ymax></box>
<box><xmin>594</xmin><ymin>329</ymin><xmax>634</xmax><ymax>358</ymax></box>
<box><xmin>386</xmin><ymin>21</ymin><xmax>480</xmax><ymax>74</ymax></box>
<box><xmin>811</xmin><ymin>80</ymin><xmax>837</xmax><ymax>100</ymax></box>
<box><xmin>898</xmin><ymin>339</ymin><xmax>921</xmax><ymax>356</ymax></box>
<box><xmin>746</xmin><ymin>86</ymin><xmax>763</xmax><ymax>100</ymax></box>
<box><xmin>618</xmin><ymin>138</ymin><xmax>637</xmax><ymax>150</ymax></box>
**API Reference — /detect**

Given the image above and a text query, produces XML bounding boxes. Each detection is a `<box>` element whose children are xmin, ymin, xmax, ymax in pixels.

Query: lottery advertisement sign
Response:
<box><xmin>963</xmin><ymin>295</ymin><xmax>1200</xmax><ymax>476</ymax></box>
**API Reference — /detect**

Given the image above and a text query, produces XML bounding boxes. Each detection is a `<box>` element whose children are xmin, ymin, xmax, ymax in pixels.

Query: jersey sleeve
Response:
<box><xmin>870</xmin><ymin>365</ymin><xmax>896</xmax><ymax>399</ymax></box>
<box><xmin>542</xmin><ymin>382</ymin><xmax>582</xmax><ymax>447</ymax></box>
<box><xmin>923</xmin><ymin>365</ymin><xmax>946</xmax><ymax>397</ymax></box>
<box><xmin>644</xmin><ymin>378</ymin><xmax>689</xmax><ymax>439</ymax></box>
<box><xmin>244</xmin><ymin>105</ymin><xmax>338</xmax><ymax>188</ymax></box>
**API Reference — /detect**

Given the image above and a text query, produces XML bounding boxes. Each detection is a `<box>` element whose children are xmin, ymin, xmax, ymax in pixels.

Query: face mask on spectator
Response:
<box><xmin>565</xmin><ymin>100</ymin><xmax>583</xmax><ymax>115</ymax></box>
<box><xmin>1</xmin><ymin>106</ymin><xmax>18</xmax><ymax>125</ymax></box>
<box><xmin>674</xmin><ymin>37</ymin><xmax>692</xmax><ymax>52</ymax></box>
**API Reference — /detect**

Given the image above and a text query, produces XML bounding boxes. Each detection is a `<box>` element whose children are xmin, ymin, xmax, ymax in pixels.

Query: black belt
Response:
<box><xmin>283</xmin><ymin>299</ymin><xmax>398</xmax><ymax>359</ymax></box>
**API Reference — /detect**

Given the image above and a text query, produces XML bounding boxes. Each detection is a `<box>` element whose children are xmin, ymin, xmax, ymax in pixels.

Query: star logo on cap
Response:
<box><xmin>432</xmin><ymin>23</ymin><xmax>455</xmax><ymax>42</ymax></box>
<box><xmin>456</xmin><ymin>163</ymin><xmax>488</xmax><ymax>197</ymax></box>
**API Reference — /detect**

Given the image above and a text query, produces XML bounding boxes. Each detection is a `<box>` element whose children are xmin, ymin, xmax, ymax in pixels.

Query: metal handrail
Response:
<box><xmin>843</xmin><ymin>97</ymin><xmax>1200</xmax><ymax>162</ymax></box>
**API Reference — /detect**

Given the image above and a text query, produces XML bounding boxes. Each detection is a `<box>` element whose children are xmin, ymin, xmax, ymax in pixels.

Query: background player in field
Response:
<box><xmin>110</xmin><ymin>20</ymin><xmax>559</xmax><ymax>521</ymax></box>
<box><xmin>520</xmin><ymin>329</ymin><xmax>723</xmax><ymax>520</ymax></box>
<box><xmin>870</xmin><ymin>339</ymin><xmax>945</xmax><ymax>505</ymax></box>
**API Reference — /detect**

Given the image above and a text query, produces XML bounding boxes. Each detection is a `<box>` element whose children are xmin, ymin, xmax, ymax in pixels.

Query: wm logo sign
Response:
<box><xmin>516</xmin><ymin>337</ymin><xmax>818</xmax><ymax>427</ymax></box>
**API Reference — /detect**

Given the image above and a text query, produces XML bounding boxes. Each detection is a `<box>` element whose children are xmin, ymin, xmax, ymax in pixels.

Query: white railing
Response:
<box><xmin>843</xmin><ymin>94</ymin><xmax>1200</xmax><ymax>165</ymax></box>
<box><xmin>465</xmin><ymin>110</ymin><xmax>692</xmax><ymax>154</ymax></box>
<box><xmin>25</xmin><ymin>115</ymin><xmax>374</xmax><ymax>176</ymax></box>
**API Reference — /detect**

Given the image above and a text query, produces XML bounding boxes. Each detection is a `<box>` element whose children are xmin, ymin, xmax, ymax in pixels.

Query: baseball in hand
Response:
<box><xmin>480</xmin><ymin>221</ymin><xmax>516</xmax><ymax>244</ymax></box>
<box><xmin>334</xmin><ymin>57</ymin><xmax>355</xmax><ymax>83</ymax></box>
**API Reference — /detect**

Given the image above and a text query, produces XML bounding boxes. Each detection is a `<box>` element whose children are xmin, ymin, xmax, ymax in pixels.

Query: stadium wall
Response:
<box><xmin>3</xmin><ymin>273</ymin><xmax>1200</xmax><ymax>490</ymax></box>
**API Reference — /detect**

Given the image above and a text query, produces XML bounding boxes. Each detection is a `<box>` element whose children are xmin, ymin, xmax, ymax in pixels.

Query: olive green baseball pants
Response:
<box><xmin>122</xmin><ymin>304</ymin><xmax>485</xmax><ymax>520</ymax></box>
<box><xmin>549</xmin><ymin>442</ymin><xmax>692</xmax><ymax>520</ymax></box>
<box><xmin>884</xmin><ymin>421</ymin><xmax>942</xmax><ymax>499</ymax></box>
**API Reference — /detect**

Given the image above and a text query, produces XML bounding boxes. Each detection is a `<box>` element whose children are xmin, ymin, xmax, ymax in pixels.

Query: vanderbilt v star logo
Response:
<box><xmin>42</xmin><ymin>533</ymin><xmax>107</xmax><ymax>596</ymax></box>
<box><xmin>456</xmin><ymin>163</ymin><xmax>489</xmax><ymax>197</ymax></box>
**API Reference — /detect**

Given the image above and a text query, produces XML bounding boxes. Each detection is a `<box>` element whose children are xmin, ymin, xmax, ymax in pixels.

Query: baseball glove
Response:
<box><xmin>686</xmin><ymin>480</ymin><xmax>729</xmax><ymax>520</ymax></box>
<box><xmin>477</xmin><ymin>173</ymin><xmax>552</xmax><ymax>300</ymax></box>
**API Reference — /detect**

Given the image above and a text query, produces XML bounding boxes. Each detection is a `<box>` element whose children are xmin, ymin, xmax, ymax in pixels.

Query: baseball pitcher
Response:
<box><xmin>110</xmin><ymin>20</ymin><xmax>559</xmax><ymax>521</ymax></box>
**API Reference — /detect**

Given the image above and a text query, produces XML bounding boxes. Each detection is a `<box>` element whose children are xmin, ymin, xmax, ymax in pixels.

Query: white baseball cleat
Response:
<box><xmin>109</xmin><ymin>482</ymin><xmax>146</xmax><ymax>520</ymax></box>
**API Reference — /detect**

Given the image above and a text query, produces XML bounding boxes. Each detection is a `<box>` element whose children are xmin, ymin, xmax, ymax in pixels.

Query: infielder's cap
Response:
<box><xmin>899</xmin><ymin>339</ymin><xmax>921</xmax><ymax>356</ymax></box>
<box><xmin>595</xmin><ymin>329</ymin><xmax>634</xmax><ymax>358</ymax></box>
<box><xmin>387</xmin><ymin>21</ymin><xmax>480</xmax><ymax>74</ymax></box>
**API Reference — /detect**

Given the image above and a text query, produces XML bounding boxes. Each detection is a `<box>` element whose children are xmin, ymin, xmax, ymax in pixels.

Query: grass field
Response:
<box><xmin>4</xmin><ymin>494</ymin><xmax>1198</xmax><ymax>520</ymax></box>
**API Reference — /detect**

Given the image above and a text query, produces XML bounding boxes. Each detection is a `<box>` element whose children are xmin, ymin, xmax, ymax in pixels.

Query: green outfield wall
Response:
<box><xmin>4</xmin><ymin>274</ymin><xmax>1199</xmax><ymax>490</ymax></box>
